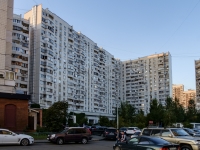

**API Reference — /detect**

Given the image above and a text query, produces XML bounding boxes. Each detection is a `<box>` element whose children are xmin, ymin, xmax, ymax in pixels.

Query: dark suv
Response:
<box><xmin>103</xmin><ymin>128</ymin><xmax>117</xmax><ymax>140</ymax></box>
<box><xmin>47</xmin><ymin>127</ymin><xmax>92</xmax><ymax>144</ymax></box>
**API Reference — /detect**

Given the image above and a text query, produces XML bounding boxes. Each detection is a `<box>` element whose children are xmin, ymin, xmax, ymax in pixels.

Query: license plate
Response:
<box><xmin>170</xmin><ymin>148</ymin><xmax>177</xmax><ymax>150</ymax></box>
<box><xmin>109</xmin><ymin>133</ymin><xmax>114</xmax><ymax>135</ymax></box>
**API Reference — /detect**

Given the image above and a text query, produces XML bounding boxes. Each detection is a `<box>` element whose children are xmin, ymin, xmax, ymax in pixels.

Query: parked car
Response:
<box><xmin>130</xmin><ymin>131</ymin><xmax>141</xmax><ymax>138</ymax></box>
<box><xmin>47</xmin><ymin>127</ymin><xmax>92</xmax><ymax>144</ymax></box>
<box><xmin>141</xmin><ymin>127</ymin><xmax>200</xmax><ymax>150</ymax></box>
<box><xmin>119</xmin><ymin>127</ymin><xmax>128</xmax><ymax>134</ymax></box>
<box><xmin>126</xmin><ymin>127</ymin><xmax>140</xmax><ymax>135</ymax></box>
<box><xmin>183</xmin><ymin>128</ymin><xmax>197</xmax><ymax>136</ymax></box>
<box><xmin>0</xmin><ymin>128</ymin><xmax>34</xmax><ymax>146</ymax></box>
<box><xmin>92</xmin><ymin>126</ymin><xmax>107</xmax><ymax>136</ymax></box>
<box><xmin>103</xmin><ymin>128</ymin><xmax>117</xmax><ymax>140</ymax></box>
<box><xmin>113</xmin><ymin>136</ymin><xmax>179</xmax><ymax>150</ymax></box>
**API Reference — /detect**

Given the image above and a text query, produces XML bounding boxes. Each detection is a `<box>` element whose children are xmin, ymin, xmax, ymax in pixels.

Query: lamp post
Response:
<box><xmin>117</xmin><ymin>104</ymin><xmax>119</xmax><ymax>129</ymax></box>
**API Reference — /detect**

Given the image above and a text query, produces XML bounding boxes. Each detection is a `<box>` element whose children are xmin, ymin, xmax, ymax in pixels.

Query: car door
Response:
<box><xmin>2</xmin><ymin>130</ymin><xmax>18</xmax><ymax>144</ymax></box>
<box><xmin>161</xmin><ymin>129</ymin><xmax>174</xmax><ymax>143</ymax></box>
<box><xmin>74</xmin><ymin>129</ymin><xmax>83</xmax><ymax>142</ymax></box>
<box><xmin>0</xmin><ymin>130</ymin><xmax>3</xmax><ymax>144</ymax></box>
<box><xmin>65</xmin><ymin>129</ymin><xmax>75</xmax><ymax>142</ymax></box>
<box><xmin>124</xmin><ymin>137</ymin><xmax>139</xmax><ymax>150</ymax></box>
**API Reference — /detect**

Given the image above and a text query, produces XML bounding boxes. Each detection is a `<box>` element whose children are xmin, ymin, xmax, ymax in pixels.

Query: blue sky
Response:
<box><xmin>14</xmin><ymin>0</ymin><xmax>200</xmax><ymax>90</ymax></box>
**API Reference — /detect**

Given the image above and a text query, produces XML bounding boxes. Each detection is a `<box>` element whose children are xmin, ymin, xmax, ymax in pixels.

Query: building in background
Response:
<box><xmin>0</xmin><ymin>0</ymin><xmax>16</xmax><ymax>93</ymax></box>
<box><xmin>24</xmin><ymin>5</ymin><xmax>122</xmax><ymax>123</ymax></box>
<box><xmin>195</xmin><ymin>60</ymin><xmax>200</xmax><ymax>109</ymax></box>
<box><xmin>172</xmin><ymin>84</ymin><xmax>184</xmax><ymax>105</ymax></box>
<box><xmin>122</xmin><ymin>52</ymin><xmax>172</xmax><ymax>114</ymax></box>
<box><xmin>12</xmin><ymin>14</ymin><xmax>30</xmax><ymax>94</ymax></box>
<box><xmin>183</xmin><ymin>89</ymin><xmax>196</xmax><ymax>108</ymax></box>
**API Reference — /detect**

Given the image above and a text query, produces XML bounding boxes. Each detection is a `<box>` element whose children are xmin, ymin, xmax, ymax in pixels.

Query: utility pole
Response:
<box><xmin>117</xmin><ymin>103</ymin><xmax>119</xmax><ymax>129</ymax></box>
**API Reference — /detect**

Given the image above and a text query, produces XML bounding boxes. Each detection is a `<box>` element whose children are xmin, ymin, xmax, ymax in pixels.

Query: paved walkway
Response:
<box><xmin>35</xmin><ymin>135</ymin><xmax>105</xmax><ymax>143</ymax></box>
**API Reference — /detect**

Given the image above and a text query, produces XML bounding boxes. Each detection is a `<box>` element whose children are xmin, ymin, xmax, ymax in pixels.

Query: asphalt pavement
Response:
<box><xmin>35</xmin><ymin>135</ymin><xmax>105</xmax><ymax>143</ymax></box>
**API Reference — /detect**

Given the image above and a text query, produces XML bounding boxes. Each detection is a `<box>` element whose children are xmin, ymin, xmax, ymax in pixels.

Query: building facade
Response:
<box><xmin>0</xmin><ymin>0</ymin><xmax>15</xmax><ymax>93</ymax></box>
<box><xmin>182</xmin><ymin>89</ymin><xmax>196</xmax><ymax>108</ymax></box>
<box><xmin>172</xmin><ymin>84</ymin><xmax>184</xmax><ymax>104</ymax></box>
<box><xmin>195</xmin><ymin>60</ymin><xmax>200</xmax><ymax>105</ymax></box>
<box><xmin>12</xmin><ymin>14</ymin><xmax>30</xmax><ymax>94</ymax></box>
<box><xmin>122</xmin><ymin>53</ymin><xmax>172</xmax><ymax>114</ymax></box>
<box><xmin>24</xmin><ymin>5</ymin><xmax>122</xmax><ymax>123</ymax></box>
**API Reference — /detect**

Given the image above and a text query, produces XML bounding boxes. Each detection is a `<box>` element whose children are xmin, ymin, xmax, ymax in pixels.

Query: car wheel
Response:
<box><xmin>181</xmin><ymin>145</ymin><xmax>192</xmax><ymax>150</ymax></box>
<box><xmin>81</xmin><ymin>138</ymin><xmax>88</xmax><ymax>144</ymax></box>
<box><xmin>115</xmin><ymin>146</ymin><xmax>121</xmax><ymax>150</ymax></box>
<box><xmin>56</xmin><ymin>138</ymin><xmax>64</xmax><ymax>145</ymax></box>
<box><xmin>20</xmin><ymin>138</ymin><xmax>29</xmax><ymax>146</ymax></box>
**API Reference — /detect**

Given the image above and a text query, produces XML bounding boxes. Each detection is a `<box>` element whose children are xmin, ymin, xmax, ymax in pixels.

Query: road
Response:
<box><xmin>0</xmin><ymin>140</ymin><xmax>115</xmax><ymax>150</ymax></box>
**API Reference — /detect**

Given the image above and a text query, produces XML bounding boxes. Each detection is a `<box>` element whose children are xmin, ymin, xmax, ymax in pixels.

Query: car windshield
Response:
<box><xmin>128</xmin><ymin>127</ymin><xmax>139</xmax><ymax>130</ymax></box>
<box><xmin>171</xmin><ymin>129</ymin><xmax>190</xmax><ymax>136</ymax></box>
<box><xmin>106</xmin><ymin>129</ymin><xmax>116</xmax><ymax>132</ymax></box>
<box><xmin>60</xmin><ymin>129</ymin><xmax>67</xmax><ymax>133</ymax></box>
<box><xmin>186</xmin><ymin>128</ymin><xmax>195</xmax><ymax>133</ymax></box>
<box><xmin>134</xmin><ymin>132</ymin><xmax>141</xmax><ymax>135</ymax></box>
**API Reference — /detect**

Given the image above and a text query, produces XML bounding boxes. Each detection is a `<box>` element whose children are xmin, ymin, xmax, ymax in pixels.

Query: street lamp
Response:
<box><xmin>117</xmin><ymin>103</ymin><xmax>119</xmax><ymax>129</ymax></box>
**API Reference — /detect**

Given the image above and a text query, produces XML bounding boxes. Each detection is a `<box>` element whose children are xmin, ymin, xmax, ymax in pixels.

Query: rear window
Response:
<box><xmin>148</xmin><ymin>137</ymin><xmax>169</xmax><ymax>144</ymax></box>
<box><xmin>142</xmin><ymin>129</ymin><xmax>152</xmax><ymax>136</ymax></box>
<box><xmin>128</xmin><ymin>127</ymin><xmax>139</xmax><ymax>130</ymax></box>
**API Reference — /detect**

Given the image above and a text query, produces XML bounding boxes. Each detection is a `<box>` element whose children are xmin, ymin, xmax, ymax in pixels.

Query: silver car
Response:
<box><xmin>0</xmin><ymin>128</ymin><xmax>34</xmax><ymax>146</ymax></box>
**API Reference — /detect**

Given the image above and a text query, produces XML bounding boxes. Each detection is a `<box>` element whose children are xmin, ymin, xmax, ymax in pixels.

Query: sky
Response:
<box><xmin>14</xmin><ymin>0</ymin><xmax>200</xmax><ymax>91</ymax></box>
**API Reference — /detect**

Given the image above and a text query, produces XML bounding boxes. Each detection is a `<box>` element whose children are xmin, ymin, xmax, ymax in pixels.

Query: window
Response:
<box><xmin>5</xmin><ymin>72</ymin><xmax>14</xmax><ymax>80</ymax></box>
<box><xmin>142</xmin><ymin>129</ymin><xmax>152</xmax><ymax>136</ymax></box>
<box><xmin>161</xmin><ymin>130</ymin><xmax>171</xmax><ymax>137</ymax></box>
<box><xmin>128</xmin><ymin>137</ymin><xmax>139</xmax><ymax>144</ymax></box>
<box><xmin>151</xmin><ymin>129</ymin><xmax>161</xmax><ymax>136</ymax></box>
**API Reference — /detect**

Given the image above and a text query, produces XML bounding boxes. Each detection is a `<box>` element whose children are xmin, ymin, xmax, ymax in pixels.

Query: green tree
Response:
<box><xmin>118</xmin><ymin>102</ymin><xmax>136</xmax><ymax>126</ymax></box>
<box><xmin>186</xmin><ymin>99</ymin><xmax>197</xmax><ymax>122</ymax></box>
<box><xmin>99</xmin><ymin>116</ymin><xmax>110</xmax><ymax>127</ymax></box>
<box><xmin>147</xmin><ymin>99</ymin><xmax>164</xmax><ymax>126</ymax></box>
<box><xmin>43</xmin><ymin>101</ymin><xmax>68</xmax><ymax>132</ymax></box>
<box><xmin>134</xmin><ymin>110</ymin><xmax>147</xmax><ymax>129</ymax></box>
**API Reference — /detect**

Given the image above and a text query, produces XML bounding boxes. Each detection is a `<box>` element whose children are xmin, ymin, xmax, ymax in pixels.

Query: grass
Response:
<box><xmin>25</xmin><ymin>132</ymin><xmax>51</xmax><ymax>140</ymax></box>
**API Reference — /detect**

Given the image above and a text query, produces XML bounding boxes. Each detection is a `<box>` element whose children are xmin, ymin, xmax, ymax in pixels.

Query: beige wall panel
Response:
<box><xmin>0</xmin><ymin>25</ymin><xmax>6</xmax><ymax>39</ymax></box>
<box><xmin>0</xmin><ymin>0</ymin><xmax>7</xmax><ymax>11</ymax></box>
<box><xmin>0</xmin><ymin>10</ymin><xmax>7</xmax><ymax>25</ymax></box>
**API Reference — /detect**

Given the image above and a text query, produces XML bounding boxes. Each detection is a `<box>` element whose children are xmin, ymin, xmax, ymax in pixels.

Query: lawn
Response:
<box><xmin>25</xmin><ymin>132</ymin><xmax>51</xmax><ymax>140</ymax></box>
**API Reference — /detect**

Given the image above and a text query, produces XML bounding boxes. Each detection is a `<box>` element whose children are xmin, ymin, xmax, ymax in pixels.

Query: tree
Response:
<box><xmin>147</xmin><ymin>99</ymin><xmax>164</xmax><ymax>126</ymax></box>
<box><xmin>99</xmin><ymin>116</ymin><xmax>110</xmax><ymax>127</ymax></box>
<box><xmin>43</xmin><ymin>101</ymin><xmax>68</xmax><ymax>132</ymax></box>
<box><xmin>186</xmin><ymin>99</ymin><xmax>197</xmax><ymax>122</ymax></box>
<box><xmin>118</xmin><ymin>102</ymin><xmax>136</xmax><ymax>126</ymax></box>
<box><xmin>134</xmin><ymin>110</ymin><xmax>147</xmax><ymax>129</ymax></box>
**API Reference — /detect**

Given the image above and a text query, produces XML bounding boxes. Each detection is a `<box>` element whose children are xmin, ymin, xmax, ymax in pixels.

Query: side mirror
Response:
<box><xmin>12</xmin><ymin>133</ymin><xmax>16</xmax><ymax>136</ymax></box>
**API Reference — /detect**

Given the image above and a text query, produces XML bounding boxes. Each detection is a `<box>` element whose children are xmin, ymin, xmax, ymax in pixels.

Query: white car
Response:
<box><xmin>0</xmin><ymin>128</ymin><xmax>34</xmax><ymax>146</ymax></box>
<box><xmin>126</xmin><ymin>127</ymin><xmax>140</xmax><ymax>135</ymax></box>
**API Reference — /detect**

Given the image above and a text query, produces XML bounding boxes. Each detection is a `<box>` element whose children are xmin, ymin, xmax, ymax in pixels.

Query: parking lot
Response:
<box><xmin>0</xmin><ymin>140</ymin><xmax>115</xmax><ymax>150</ymax></box>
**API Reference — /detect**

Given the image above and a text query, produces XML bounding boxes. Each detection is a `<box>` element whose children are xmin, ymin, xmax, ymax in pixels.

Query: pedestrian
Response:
<box><xmin>120</xmin><ymin>131</ymin><xmax>126</xmax><ymax>142</ymax></box>
<box><xmin>116</xmin><ymin>129</ymin><xmax>121</xmax><ymax>143</ymax></box>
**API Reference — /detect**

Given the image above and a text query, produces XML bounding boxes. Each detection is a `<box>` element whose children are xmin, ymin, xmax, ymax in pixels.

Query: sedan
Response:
<box><xmin>0</xmin><ymin>128</ymin><xmax>34</xmax><ymax>146</ymax></box>
<box><xmin>113</xmin><ymin>136</ymin><xmax>179</xmax><ymax>150</ymax></box>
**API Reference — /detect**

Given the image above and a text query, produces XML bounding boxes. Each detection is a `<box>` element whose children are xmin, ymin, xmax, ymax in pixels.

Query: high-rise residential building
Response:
<box><xmin>122</xmin><ymin>53</ymin><xmax>172</xmax><ymax>114</ymax></box>
<box><xmin>183</xmin><ymin>89</ymin><xmax>196</xmax><ymax>108</ymax></box>
<box><xmin>24</xmin><ymin>5</ymin><xmax>122</xmax><ymax>123</ymax></box>
<box><xmin>172</xmin><ymin>84</ymin><xmax>184</xmax><ymax>104</ymax></box>
<box><xmin>12</xmin><ymin>14</ymin><xmax>30</xmax><ymax>94</ymax></box>
<box><xmin>195</xmin><ymin>60</ymin><xmax>200</xmax><ymax>104</ymax></box>
<box><xmin>0</xmin><ymin>0</ymin><xmax>16</xmax><ymax>93</ymax></box>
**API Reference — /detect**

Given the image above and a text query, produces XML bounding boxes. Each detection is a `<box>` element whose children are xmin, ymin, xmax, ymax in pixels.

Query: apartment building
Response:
<box><xmin>172</xmin><ymin>84</ymin><xmax>184</xmax><ymax>104</ymax></box>
<box><xmin>183</xmin><ymin>89</ymin><xmax>196</xmax><ymax>108</ymax></box>
<box><xmin>24</xmin><ymin>5</ymin><xmax>122</xmax><ymax>123</ymax></box>
<box><xmin>122</xmin><ymin>53</ymin><xmax>172</xmax><ymax>114</ymax></box>
<box><xmin>0</xmin><ymin>0</ymin><xmax>16</xmax><ymax>93</ymax></box>
<box><xmin>12</xmin><ymin>14</ymin><xmax>30</xmax><ymax>94</ymax></box>
<box><xmin>195</xmin><ymin>60</ymin><xmax>200</xmax><ymax>104</ymax></box>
